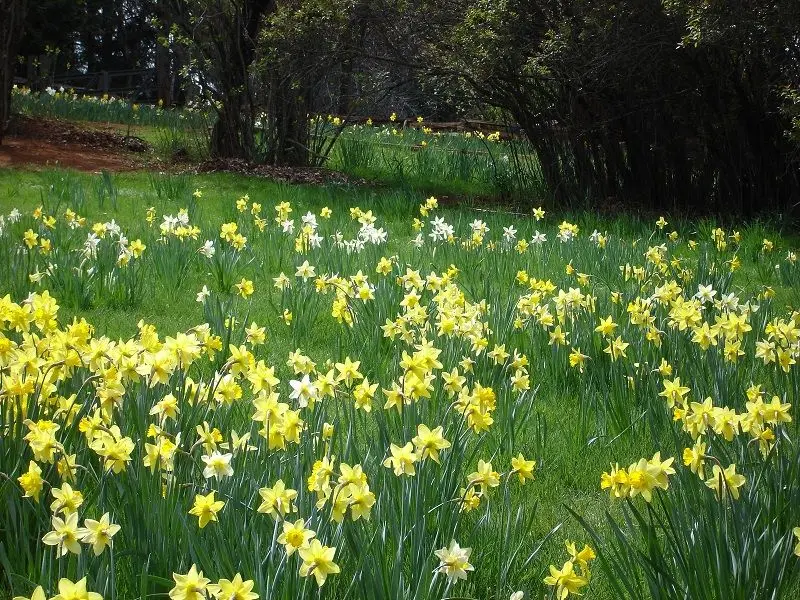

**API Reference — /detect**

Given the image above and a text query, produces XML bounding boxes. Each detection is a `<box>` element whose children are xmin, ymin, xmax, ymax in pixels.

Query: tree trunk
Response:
<box><xmin>211</xmin><ymin>103</ymin><xmax>250</xmax><ymax>159</ymax></box>
<box><xmin>268</xmin><ymin>79</ymin><xmax>309</xmax><ymax>166</ymax></box>
<box><xmin>155</xmin><ymin>41</ymin><xmax>172</xmax><ymax>106</ymax></box>
<box><xmin>0</xmin><ymin>0</ymin><xmax>28</xmax><ymax>145</ymax></box>
<box><xmin>337</xmin><ymin>57</ymin><xmax>355</xmax><ymax>115</ymax></box>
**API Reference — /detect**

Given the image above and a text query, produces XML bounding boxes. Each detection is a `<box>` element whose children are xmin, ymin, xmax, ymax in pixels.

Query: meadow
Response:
<box><xmin>1</xmin><ymin>95</ymin><xmax>800</xmax><ymax>600</ymax></box>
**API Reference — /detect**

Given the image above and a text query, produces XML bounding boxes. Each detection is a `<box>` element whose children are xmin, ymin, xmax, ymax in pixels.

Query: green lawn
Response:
<box><xmin>1</xmin><ymin>166</ymin><xmax>799</xmax><ymax>600</ymax></box>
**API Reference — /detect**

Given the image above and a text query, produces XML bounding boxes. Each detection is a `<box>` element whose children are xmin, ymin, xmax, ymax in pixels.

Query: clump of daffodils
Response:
<box><xmin>544</xmin><ymin>541</ymin><xmax>596</xmax><ymax>599</ymax></box>
<box><xmin>600</xmin><ymin>452</ymin><xmax>675</xmax><ymax>502</ymax></box>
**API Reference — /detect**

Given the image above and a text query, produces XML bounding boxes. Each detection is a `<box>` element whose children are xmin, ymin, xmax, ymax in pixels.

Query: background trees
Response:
<box><xmin>3</xmin><ymin>0</ymin><xmax>799</xmax><ymax>215</ymax></box>
<box><xmin>162</xmin><ymin>0</ymin><xmax>359</xmax><ymax>164</ymax></box>
<box><xmin>413</xmin><ymin>0</ymin><xmax>800</xmax><ymax>215</ymax></box>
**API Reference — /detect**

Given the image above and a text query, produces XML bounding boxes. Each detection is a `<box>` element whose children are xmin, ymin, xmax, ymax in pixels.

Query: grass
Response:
<box><xmin>1</xmin><ymin>167</ymin><xmax>793</xmax><ymax>340</ymax></box>
<box><xmin>11</xmin><ymin>87</ymin><xmax>208</xmax><ymax>130</ymax></box>
<box><xmin>1</xmin><ymin>165</ymin><xmax>799</xmax><ymax>599</ymax></box>
<box><xmin>326</xmin><ymin>123</ymin><xmax>545</xmax><ymax>201</ymax></box>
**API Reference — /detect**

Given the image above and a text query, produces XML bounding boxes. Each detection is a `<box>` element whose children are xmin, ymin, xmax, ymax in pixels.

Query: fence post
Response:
<box><xmin>101</xmin><ymin>71</ymin><xmax>110</xmax><ymax>93</ymax></box>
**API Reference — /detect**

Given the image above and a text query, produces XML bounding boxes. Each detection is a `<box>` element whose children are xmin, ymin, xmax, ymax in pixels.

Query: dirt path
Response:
<box><xmin>0</xmin><ymin>116</ymin><xmax>149</xmax><ymax>172</ymax></box>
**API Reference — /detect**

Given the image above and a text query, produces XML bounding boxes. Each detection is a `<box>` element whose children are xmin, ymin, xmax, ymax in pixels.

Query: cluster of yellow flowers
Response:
<box><xmin>600</xmin><ymin>453</ymin><xmax>676</xmax><ymax>502</ymax></box>
<box><xmin>544</xmin><ymin>541</ymin><xmax>596</xmax><ymax>600</ymax></box>
<box><xmin>3</xmin><ymin>188</ymin><xmax>800</xmax><ymax>600</ymax></box>
<box><xmin>220</xmin><ymin>221</ymin><xmax>247</xmax><ymax>250</ymax></box>
<box><xmin>169</xmin><ymin>567</ymin><xmax>260</xmax><ymax>600</ymax></box>
<box><xmin>2</xmin><ymin>275</ymin><xmax>544</xmax><ymax>594</ymax></box>
<box><xmin>14</xmin><ymin>579</ymin><xmax>103</xmax><ymax>600</ymax></box>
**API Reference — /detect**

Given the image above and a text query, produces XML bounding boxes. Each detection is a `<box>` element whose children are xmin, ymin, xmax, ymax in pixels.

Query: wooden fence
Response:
<box><xmin>16</xmin><ymin>55</ymin><xmax>156</xmax><ymax>100</ymax></box>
